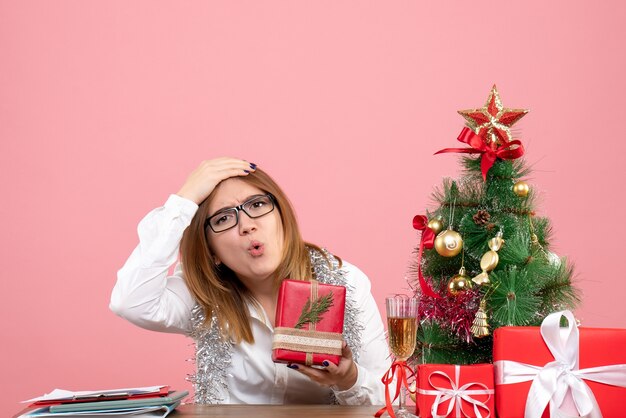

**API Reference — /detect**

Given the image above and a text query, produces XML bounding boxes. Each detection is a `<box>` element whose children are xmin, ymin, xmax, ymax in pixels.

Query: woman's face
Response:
<box><xmin>206</xmin><ymin>178</ymin><xmax>285</xmax><ymax>288</ymax></box>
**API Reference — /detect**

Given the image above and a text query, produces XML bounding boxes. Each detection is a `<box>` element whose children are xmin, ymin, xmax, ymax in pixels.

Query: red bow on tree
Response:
<box><xmin>435</xmin><ymin>127</ymin><xmax>525</xmax><ymax>180</ymax></box>
<box><xmin>412</xmin><ymin>215</ymin><xmax>441</xmax><ymax>299</ymax></box>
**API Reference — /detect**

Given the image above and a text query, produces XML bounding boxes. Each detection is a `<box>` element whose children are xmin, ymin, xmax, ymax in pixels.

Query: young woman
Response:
<box><xmin>110</xmin><ymin>157</ymin><xmax>390</xmax><ymax>405</ymax></box>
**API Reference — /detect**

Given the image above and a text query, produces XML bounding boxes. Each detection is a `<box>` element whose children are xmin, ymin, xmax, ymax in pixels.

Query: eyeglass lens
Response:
<box><xmin>208</xmin><ymin>195</ymin><xmax>274</xmax><ymax>232</ymax></box>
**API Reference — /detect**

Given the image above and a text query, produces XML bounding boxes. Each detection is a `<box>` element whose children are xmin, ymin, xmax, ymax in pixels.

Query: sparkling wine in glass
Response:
<box><xmin>386</xmin><ymin>295</ymin><xmax>418</xmax><ymax>418</ymax></box>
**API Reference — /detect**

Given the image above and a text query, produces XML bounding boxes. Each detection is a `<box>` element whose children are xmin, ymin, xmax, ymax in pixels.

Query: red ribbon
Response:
<box><xmin>375</xmin><ymin>360</ymin><xmax>416</xmax><ymax>418</ymax></box>
<box><xmin>435</xmin><ymin>127</ymin><xmax>525</xmax><ymax>180</ymax></box>
<box><xmin>412</xmin><ymin>215</ymin><xmax>442</xmax><ymax>299</ymax></box>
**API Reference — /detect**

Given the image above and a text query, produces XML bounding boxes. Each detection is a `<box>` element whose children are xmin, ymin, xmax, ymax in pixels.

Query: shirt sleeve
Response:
<box><xmin>333</xmin><ymin>262</ymin><xmax>390</xmax><ymax>405</ymax></box>
<box><xmin>110</xmin><ymin>194</ymin><xmax>199</xmax><ymax>335</ymax></box>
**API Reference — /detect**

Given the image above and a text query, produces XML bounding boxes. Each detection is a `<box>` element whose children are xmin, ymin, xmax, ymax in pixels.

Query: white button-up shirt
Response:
<box><xmin>110</xmin><ymin>194</ymin><xmax>390</xmax><ymax>405</ymax></box>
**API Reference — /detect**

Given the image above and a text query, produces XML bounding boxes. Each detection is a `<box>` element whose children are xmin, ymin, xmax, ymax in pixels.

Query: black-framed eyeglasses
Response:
<box><xmin>204</xmin><ymin>193</ymin><xmax>276</xmax><ymax>233</ymax></box>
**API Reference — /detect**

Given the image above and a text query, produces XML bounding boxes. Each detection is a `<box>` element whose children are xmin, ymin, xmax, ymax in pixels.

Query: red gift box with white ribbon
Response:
<box><xmin>416</xmin><ymin>363</ymin><xmax>494</xmax><ymax>418</ymax></box>
<box><xmin>271</xmin><ymin>279</ymin><xmax>345</xmax><ymax>367</ymax></box>
<box><xmin>493</xmin><ymin>310</ymin><xmax>626</xmax><ymax>418</ymax></box>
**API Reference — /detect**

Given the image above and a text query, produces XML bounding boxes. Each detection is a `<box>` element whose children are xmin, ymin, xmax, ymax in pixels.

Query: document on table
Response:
<box><xmin>17</xmin><ymin>401</ymin><xmax>179</xmax><ymax>418</ymax></box>
<box><xmin>23</xmin><ymin>386</ymin><xmax>169</xmax><ymax>404</ymax></box>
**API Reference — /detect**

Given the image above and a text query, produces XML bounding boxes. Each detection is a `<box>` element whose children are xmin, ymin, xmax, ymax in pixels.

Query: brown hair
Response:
<box><xmin>180</xmin><ymin>168</ymin><xmax>325</xmax><ymax>343</ymax></box>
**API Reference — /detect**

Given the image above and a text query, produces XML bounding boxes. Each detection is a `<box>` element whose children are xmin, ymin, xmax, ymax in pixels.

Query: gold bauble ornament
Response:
<box><xmin>427</xmin><ymin>218</ymin><xmax>443</xmax><ymax>235</ymax></box>
<box><xmin>513</xmin><ymin>181</ymin><xmax>530</xmax><ymax>197</ymax></box>
<box><xmin>448</xmin><ymin>267</ymin><xmax>472</xmax><ymax>296</ymax></box>
<box><xmin>409</xmin><ymin>381</ymin><xmax>417</xmax><ymax>403</ymax></box>
<box><xmin>434</xmin><ymin>227</ymin><xmax>463</xmax><ymax>257</ymax></box>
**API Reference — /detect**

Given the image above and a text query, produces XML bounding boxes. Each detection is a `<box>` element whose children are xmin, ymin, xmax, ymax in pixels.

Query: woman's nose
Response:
<box><xmin>238</xmin><ymin>211</ymin><xmax>257</xmax><ymax>234</ymax></box>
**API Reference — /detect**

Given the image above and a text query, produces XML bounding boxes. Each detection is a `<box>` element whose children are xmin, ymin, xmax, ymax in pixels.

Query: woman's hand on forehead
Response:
<box><xmin>176</xmin><ymin>157</ymin><xmax>257</xmax><ymax>205</ymax></box>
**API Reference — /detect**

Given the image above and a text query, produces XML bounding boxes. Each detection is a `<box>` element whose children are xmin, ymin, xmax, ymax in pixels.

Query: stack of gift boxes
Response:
<box><xmin>414</xmin><ymin>310</ymin><xmax>626</xmax><ymax>418</ymax></box>
<box><xmin>270</xmin><ymin>279</ymin><xmax>626</xmax><ymax>417</ymax></box>
<box><xmin>274</xmin><ymin>279</ymin><xmax>626</xmax><ymax>416</ymax></box>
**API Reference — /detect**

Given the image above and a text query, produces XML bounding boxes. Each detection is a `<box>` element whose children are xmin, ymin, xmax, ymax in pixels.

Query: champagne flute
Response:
<box><xmin>386</xmin><ymin>295</ymin><xmax>418</xmax><ymax>418</ymax></box>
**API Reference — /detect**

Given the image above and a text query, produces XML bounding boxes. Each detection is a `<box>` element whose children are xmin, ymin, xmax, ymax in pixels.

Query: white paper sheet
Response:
<box><xmin>22</xmin><ymin>386</ymin><xmax>168</xmax><ymax>403</ymax></box>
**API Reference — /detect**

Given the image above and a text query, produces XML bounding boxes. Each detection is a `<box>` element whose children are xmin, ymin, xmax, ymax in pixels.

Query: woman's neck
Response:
<box><xmin>250</xmin><ymin>291</ymin><xmax>278</xmax><ymax>327</ymax></box>
<box><xmin>241</xmin><ymin>275</ymin><xmax>279</xmax><ymax>326</ymax></box>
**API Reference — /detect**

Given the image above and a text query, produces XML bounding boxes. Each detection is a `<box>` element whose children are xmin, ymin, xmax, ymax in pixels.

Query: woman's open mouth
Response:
<box><xmin>248</xmin><ymin>241</ymin><xmax>265</xmax><ymax>257</ymax></box>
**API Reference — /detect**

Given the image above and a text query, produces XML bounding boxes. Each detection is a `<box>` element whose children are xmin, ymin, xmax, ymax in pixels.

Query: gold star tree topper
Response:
<box><xmin>458</xmin><ymin>85</ymin><xmax>529</xmax><ymax>146</ymax></box>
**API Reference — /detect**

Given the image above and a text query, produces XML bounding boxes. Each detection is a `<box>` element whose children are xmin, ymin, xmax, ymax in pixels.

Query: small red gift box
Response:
<box><xmin>271</xmin><ymin>279</ymin><xmax>345</xmax><ymax>367</ymax></box>
<box><xmin>416</xmin><ymin>364</ymin><xmax>494</xmax><ymax>418</ymax></box>
<box><xmin>494</xmin><ymin>310</ymin><xmax>626</xmax><ymax>418</ymax></box>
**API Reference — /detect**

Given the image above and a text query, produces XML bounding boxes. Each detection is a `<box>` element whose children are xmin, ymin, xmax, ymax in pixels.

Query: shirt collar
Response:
<box><xmin>246</xmin><ymin>299</ymin><xmax>273</xmax><ymax>331</ymax></box>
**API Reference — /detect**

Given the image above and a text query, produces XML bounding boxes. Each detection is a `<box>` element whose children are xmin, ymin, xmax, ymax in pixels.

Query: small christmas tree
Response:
<box><xmin>410</xmin><ymin>85</ymin><xmax>580</xmax><ymax>365</ymax></box>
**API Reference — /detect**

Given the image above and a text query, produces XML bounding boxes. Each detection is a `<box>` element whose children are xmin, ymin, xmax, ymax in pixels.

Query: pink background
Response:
<box><xmin>2</xmin><ymin>1</ymin><xmax>625</xmax><ymax>414</ymax></box>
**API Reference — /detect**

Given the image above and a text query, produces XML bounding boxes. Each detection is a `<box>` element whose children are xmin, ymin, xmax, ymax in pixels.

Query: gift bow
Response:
<box><xmin>494</xmin><ymin>310</ymin><xmax>626</xmax><ymax>418</ymax></box>
<box><xmin>417</xmin><ymin>365</ymin><xmax>494</xmax><ymax>418</ymax></box>
<box><xmin>435</xmin><ymin>127</ymin><xmax>525</xmax><ymax>180</ymax></box>
<box><xmin>375</xmin><ymin>360</ymin><xmax>415</xmax><ymax>418</ymax></box>
<box><xmin>412</xmin><ymin>215</ymin><xmax>441</xmax><ymax>299</ymax></box>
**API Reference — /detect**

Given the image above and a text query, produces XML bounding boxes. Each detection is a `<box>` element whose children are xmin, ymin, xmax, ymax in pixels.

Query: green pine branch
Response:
<box><xmin>538</xmin><ymin>258</ymin><xmax>580</xmax><ymax>312</ymax></box>
<box><xmin>417</xmin><ymin>321</ymin><xmax>492</xmax><ymax>365</ymax></box>
<box><xmin>294</xmin><ymin>292</ymin><xmax>334</xmax><ymax>329</ymax></box>
<box><xmin>489</xmin><ymin>267</ymin><xmax>542</xmax><ymax>326</ymax></box>
<box><xmin>462</xmin><ymin>156</ymin><xmax>531</xmax><ymax>180</ymax></box>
